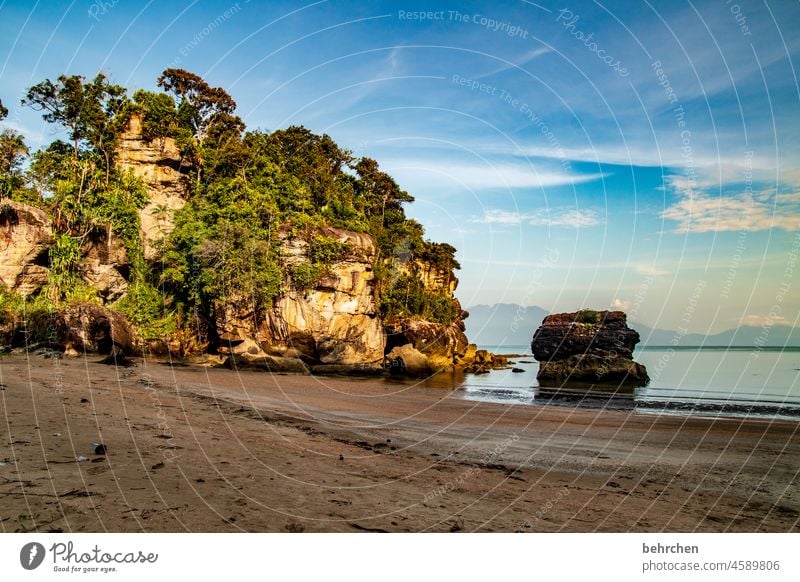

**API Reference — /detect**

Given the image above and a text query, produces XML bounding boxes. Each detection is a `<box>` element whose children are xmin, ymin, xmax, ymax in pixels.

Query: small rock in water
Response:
<box><xmin>93</xmin><ymin>443</ymin><xmax>107</xmax><ymax>455</ymax></box>
<box><xmin>511</xmin><ymin>368</ymin><xmax>524</xmax><ymax>373</ymax></box>
<box><xmin>80</xmin><ymin>398</ymin><xmax>89</xmax><ymax>403</ymax></box>
<box><xmin>338</xmin><ymin>454</ymin><xmax>344</xmax><ymax>461</ymax></box>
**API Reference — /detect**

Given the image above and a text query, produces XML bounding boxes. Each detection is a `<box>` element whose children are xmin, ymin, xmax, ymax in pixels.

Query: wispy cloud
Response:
<box><xmin>474</xmin><ymin>47</ymin><xmax>553</xmax><ymax>79</ymax></box>
<box><xmin>383</xmin><ymin>159</ymin><xmax>605</xmax><ymax>190</ymax></box>
<box><xmin>472</xmin><ymin>208</ymin><xmax>602</xmax><ymax>228</ymax></box>
<box><xmin>741</xmin><ymin>314</ymin><xmax>790</xmax><ymax>327</ymax></box>
<box><xmin>661</xmin><ymin>177</ymin><xmax>800</xmax><ymax>233</ymax></box>
<box><xmin>635</xmin><ymin>264</ymin><xmax>670</xmax><ymax>277</ymax></box>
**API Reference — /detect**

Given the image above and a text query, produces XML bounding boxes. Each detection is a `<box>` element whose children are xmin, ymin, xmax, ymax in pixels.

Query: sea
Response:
<box><xmin>422</xmin><ymin>345</ymin><xmax>800</xmax><ymax>421</ymax></box>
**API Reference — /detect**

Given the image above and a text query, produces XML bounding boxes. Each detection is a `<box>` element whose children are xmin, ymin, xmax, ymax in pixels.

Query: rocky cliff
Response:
<box><xmin>116</xmin><ymin>114</ymin><xmax>188</xmax><ymax>260</ymax></box>
<box><xmin>0</xmin><ymin>200</ymin><xmax>53</xmax><ymax>297</ymax></box>
<box><xmin>531</xmin><ymin>310</ymin><xmax>649</xmax><ymax>386</ymax></box>
<box><xmin>2</xmin><ymin>115</ymin><xmax>471</xmax><ymax>376</ymax></box>
<box><xmin>216</xmin><ymin>227</ymin><xmax>386</xmax><ymax>372</ymax></box>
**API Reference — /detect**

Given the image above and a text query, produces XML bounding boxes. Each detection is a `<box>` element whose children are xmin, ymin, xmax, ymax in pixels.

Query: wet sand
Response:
<box><xmin>1</xmin><ymin>353</ymin><xmax>798</xmax><ymax>532</ymax></box>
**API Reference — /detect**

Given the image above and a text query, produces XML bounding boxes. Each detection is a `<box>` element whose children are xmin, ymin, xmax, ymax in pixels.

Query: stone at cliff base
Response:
<box><xmin>385</xmin><ymin>319</ymin><xmax>469</xmax><ymax>373</ymax></box>
<box><xmin>531</xmin><ymin>310</ymin><xmax>649</xmax><ymax>387</ymax></box>
<box><xmin>55</xmin><ymin>303</ymin><xmax>134</xmax><ymax>358</ymax></box>
<box><xmin>385</xmin><ymin>343</ymin><xmax>432</xmax><ymax>376</ymax></box>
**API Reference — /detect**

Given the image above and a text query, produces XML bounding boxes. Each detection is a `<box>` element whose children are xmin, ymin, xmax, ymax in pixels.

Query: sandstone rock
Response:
<box><xmin>532</xmin><ymin>310</ymin><xmax>639</xmax><ymax>361</ymax></box>
<box><xmin>0</xmin><ymin>200</ymin><xmax>54</xmax><ymax>297</ymax></box>
<box><xmin>216</xmin><ymin>227</ymin><xmax>385</xmax><ymax>368</ymax></box>
<box><xmin>385</xmin><ymin>319</ymin><xmax>469</xmax><ymax>372</ymax></box>
<box><xmin>80</xmin><ymin>234</ymin><xmax>129</xmax><ymax>302</ymax></box>
<box><xmin>536</xmin><ymin>354</ymin><xmax>649</xmax><ymax>386</ymax></box>
<box><xmin>462</xmin><ymin>349</ymin><xmax>508</xmax><ymax>374</ymax></box>
<box><xmin>116</xmin><ymin>114</ymin><xmax>189</xmax><ymax>261</ymax></box>
<box><xmin>531</xmin><ymin>310</ymin><xmax>649</xmax><ymax>386</ymax></box>
<box><xmin>385</xmin><ymin>343</ymin><xmax>432</xmax><ymax>376</ymax></box>
<box><xmin>55</xmin><ymin>303</ymin><xmax>134</xmax><ymax>358</ymax></box>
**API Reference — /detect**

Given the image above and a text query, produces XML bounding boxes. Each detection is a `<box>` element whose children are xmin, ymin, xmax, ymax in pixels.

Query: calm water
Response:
<box><xmin>431</xmin><ymin>345</ymin><xmax>800</xmax><ymax>420</ymax></box>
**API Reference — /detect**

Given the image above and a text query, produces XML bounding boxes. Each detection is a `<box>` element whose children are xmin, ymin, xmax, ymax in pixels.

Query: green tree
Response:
<box><xmin>23</xmin><ymin>73</ymin><xmax>129</xmax><ymax>184</ymax></box>
<box><xmin>0</xmin><ymin>129</ymin><xmax>29</xmax><ymax>200</ymax></box>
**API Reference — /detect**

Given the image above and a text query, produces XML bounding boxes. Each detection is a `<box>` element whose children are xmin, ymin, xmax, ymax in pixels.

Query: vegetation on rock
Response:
<box><xmin>0</xmin><ymin>69</ymin><xmax>462</xmax><ymax>352</ymax></box>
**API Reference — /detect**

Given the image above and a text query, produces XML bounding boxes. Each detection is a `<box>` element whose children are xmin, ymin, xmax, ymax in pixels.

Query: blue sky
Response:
<box><xmin>1</xmin><ymin>0</ymin><xmax>799</xmax><ymax>334</ymax></box>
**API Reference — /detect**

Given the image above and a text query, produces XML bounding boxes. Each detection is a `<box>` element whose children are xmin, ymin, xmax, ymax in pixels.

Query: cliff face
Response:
<box><xmin>2</xmin><ymin>115</ymin><xmax>469</xmax><ymax>375</ymax></box>
<box><xmin>0</xmin><ymin>200</ymin><xmax>54</xmax><ymax>297</ymax></box>
<box><xmin>116</xmin><ymin>114</ymin><xmax>188</xmax><ymax>260</ymax></box>
<box><xmin>531</xmin><ymin>310</ymin><xmax>649</xmax><ymax>387</ymax></box>
<box><xmin>217</xmin><ymin>227</ymin><xmax>386</xmax><ymax>369</ymax></box>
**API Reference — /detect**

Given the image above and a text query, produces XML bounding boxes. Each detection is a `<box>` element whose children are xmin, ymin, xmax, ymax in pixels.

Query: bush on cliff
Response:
<box><xmin>1</xmin><ymin>68</ymin><xmax>463</xmax><ymax>349</ymax></box>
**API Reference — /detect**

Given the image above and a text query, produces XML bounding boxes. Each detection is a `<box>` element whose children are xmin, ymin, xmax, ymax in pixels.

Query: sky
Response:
<box><xmin>1</xmin><ymin>0</ymin><xmax>799</xmax><ymax>335</ymax></box>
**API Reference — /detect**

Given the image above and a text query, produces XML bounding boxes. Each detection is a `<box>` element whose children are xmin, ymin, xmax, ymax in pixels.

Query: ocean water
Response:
<box><xmin>447</xmin><ymin>345</ymin><xmax>800</xmax><ymax>420</ymax></box>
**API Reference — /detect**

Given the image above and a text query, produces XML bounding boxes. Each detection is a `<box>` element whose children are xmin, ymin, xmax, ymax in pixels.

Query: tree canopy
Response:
<box><xmin>3</xmin><ymin>68</ymin><xmax>462</xmax><ymax>347</ymax></box>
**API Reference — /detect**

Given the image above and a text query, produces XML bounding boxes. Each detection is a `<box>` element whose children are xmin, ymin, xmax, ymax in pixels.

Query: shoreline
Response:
<box><xmin>1</xmin><ymin>353</ymin><xmax>798</xmax><ymax>532</ymax></box>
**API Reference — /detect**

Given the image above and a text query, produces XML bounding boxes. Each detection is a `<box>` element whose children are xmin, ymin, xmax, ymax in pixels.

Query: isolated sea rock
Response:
<box><xmin>531</xmin><ymin>310</ymin><xmax>649</xmax><ymax>386</ymax></box>
<box><xmin>0</xmin><ymin>200</ymin><xmax>54</xmax><ymax>297</ymax></box>
<box><xmin>116</xmin><ymin>113</ymin><xmax>189</xmax><ymax>261</ymax></box>
<box><xmin>56</xmin><ymin>303</ymin><xmax>134</xmax><ymax>358</ymax></box>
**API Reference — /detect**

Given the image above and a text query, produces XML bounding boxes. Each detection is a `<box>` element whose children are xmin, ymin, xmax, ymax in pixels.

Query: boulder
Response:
<box><xmin>0</xmin><ymin>200</ymin><xmax>54</xmax><ymax>297</ymax></box>
<box><xmin>55</xmin><ymin>303</ymin><xmax>134</xmax><ymax>359</ymax></box>
<box><xmin>385</xmin><ymin>343</ymin><xmax>432</xmax><ymax>376</ymax></box>
<box><xmin>385</xmin><ymin>319</ymin><xmax>469</xmax><ymax>372</ymax></box>
<box><xmin>531</xmin><ymin>310</ymin><xmax>648</xmax><ymax>386</ymax></box>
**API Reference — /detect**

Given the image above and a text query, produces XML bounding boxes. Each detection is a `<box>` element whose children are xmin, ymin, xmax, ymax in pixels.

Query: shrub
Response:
<box><xmin>576</xmin><ymin>309</ymin><xmax>601</xmax><ymax>325</ymax></box>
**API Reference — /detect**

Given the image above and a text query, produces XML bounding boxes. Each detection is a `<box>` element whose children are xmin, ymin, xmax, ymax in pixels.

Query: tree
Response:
<box><xmin>0</xmin><ymin>130</ymin><xmax>28</xmax><ymax>175</ymax></box>
<box><xmin>22</xmin><ymin>73</ymin><xmax>129</xmax><ymax>183</ymax></box>
<box><xmin>157</xmin><ymin>68</ymin><xmax>238</xmax><ymax>144</ymax></box>
<box><xmin>156</xmin><ymin>69</ymin><xmax>242</xmax><ymax>183</ymax></box>
<box><xmin>132</xmin><ymin>89</ymin><xmax>177</xmax><ymax>149</ymax></box>
<box><xmin>0</xmin><ymin>129</ymin><xmax>29</xmax><ymax>200</ymax></box>
<box><xmin>0</xmin><ymin>99</ymin><xmax>8</xmax><ymax>120</ymax></box>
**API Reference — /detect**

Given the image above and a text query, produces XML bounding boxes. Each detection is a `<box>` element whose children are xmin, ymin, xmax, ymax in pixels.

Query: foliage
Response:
<box><xmin>576</xmin><ymin>309</ymin><xmax>601</xmax><ymax>325</ymax></box>
<box><xmin>378</xmin><ymin>273</ymin><xmax>459</xmax><ymax>325</ymax></box>
<box><xmin>132</xmin><ymin>90</ymin><xmax>177</xmax><ymax>146</ymax></box>
<box><xmin>0</xmin><ymin>284</ymin><xmax>23</xmax><ymax>325</ymax></box>
<box><xmin>0</xmin><ymin>129</ymin><xmax>29</xmax><ymax>200</ymax></box>
<box><xmin>11</xmin><ymin>68</ymin><xmax>464</xmax><ymax>351</ymax></box>
<box><xmin>114</xmin><ymin>281</ymin><xmax>177</xmax><ymax>341</ymax></box>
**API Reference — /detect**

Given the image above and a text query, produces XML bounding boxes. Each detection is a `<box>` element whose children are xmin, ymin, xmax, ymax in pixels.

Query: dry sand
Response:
<box><xmin>1</xmin><ymin>352</ymin><xmax>798</xmax><ymax>532</ymax></box>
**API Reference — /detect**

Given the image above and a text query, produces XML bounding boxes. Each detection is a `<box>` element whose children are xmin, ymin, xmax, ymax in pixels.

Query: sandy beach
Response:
<box><xmin>1</xmin><ymin>352</ymin><xmax>798</xmax><ymax>533</ymax></box>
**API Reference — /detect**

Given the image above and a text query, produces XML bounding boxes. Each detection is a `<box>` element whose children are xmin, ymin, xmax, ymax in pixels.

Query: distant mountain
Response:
<box><xmin>464</xmin><ymin>304</ymin><xmax>548</xmax><ymax>348</ymax></box>
<box><xmin>634</xmin><ymin>322</ymin><xmax>800</xmax><ymax>348</ymax></box>
<box><xmin>464</xmin><ymin>303</ymin><xmax>800</xmax><ymax>348</ymax></box>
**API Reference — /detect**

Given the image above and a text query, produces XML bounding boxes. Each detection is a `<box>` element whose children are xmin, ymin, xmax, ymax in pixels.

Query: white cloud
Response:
<box><xmin>611</xmin><ymin>298</ymin><xmax>631</xmax><ymax>311</ymax></box>
<box><xmin>661</xmin><ymin>177</ymin><xmax>800</xmax><ymax>233</ymax></box>
<box><xmin>741</xmin><ymin>314</ymin><xmax>789</xmax><ymax>327</ymax></box>
<box><xmin>635</xmin><ymin>264</ymin><xmax>670</xmax><ymax>277</ymax></box>
<box><xmin>472</xmin><ymin>208</ymin><xmax>602</xmax><ymax>228</ymax></box>
<box><xmin>382</xmin><ymin>159</ymin><xmax>606</xmax><ymax>190</ymax></box>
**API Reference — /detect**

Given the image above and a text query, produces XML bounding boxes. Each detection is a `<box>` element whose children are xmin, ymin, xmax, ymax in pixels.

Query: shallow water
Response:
<box><xmin>423</xmin><ymin>345</ymin><xmax>800</xmax><ymax>420</ymax></box>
